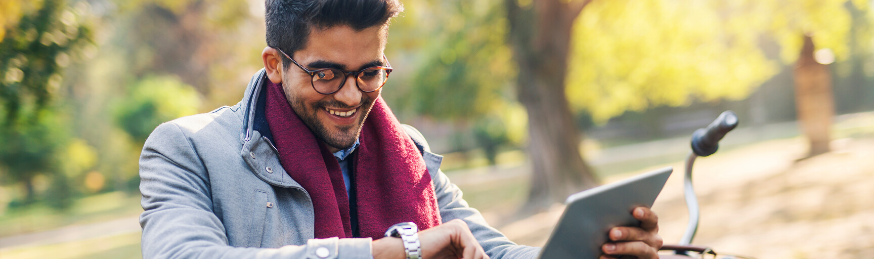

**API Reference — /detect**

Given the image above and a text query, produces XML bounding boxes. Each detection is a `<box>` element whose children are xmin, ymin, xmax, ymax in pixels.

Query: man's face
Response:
<box><xmin>281</xmin><ymin>25</ymin><xmax>386</xmax><ymax>152</ymax></box>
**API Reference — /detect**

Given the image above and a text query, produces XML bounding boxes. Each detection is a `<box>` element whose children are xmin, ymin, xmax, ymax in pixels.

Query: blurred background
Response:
<box><xmin>1</xmin><ymin>0</ymin><xmax>873</xmax><ymax>258</ymax></box>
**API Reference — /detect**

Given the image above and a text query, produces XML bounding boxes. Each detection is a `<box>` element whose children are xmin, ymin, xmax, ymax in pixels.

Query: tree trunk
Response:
<box><xmin>505</xmin><ymin>0</ymin><xmax>598</xmax><ymax>212</ymax></box>
<box><xmin>23</xmin><ymin>176</ymin><xmax>36</xmax><ymax>204</ymax></box>
<box><xmin>793</xmin><ymin>34</ymin><xmax>834</xmax><ymax>157</ymax></box>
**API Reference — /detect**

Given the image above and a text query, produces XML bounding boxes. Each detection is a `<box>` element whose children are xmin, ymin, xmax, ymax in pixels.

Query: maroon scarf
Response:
<box><xmin>264</xmin><ymin>81</ymin><xmax>441</xmax><ymax>239</ymax></box>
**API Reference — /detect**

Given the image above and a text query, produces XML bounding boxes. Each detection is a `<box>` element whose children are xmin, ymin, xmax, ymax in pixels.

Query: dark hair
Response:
<box><xmin>265</xmin><ymin>0</ymin><xmax>403</xmax><ymax>67</ymax></box>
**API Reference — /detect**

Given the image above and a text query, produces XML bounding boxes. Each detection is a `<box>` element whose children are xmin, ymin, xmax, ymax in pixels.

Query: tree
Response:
<box><xmin>0</xmin><ymin>0</ymin><xmax>93</xmax><ymax>205</ymax></box>
<box><xmin>0</xmin><ymin>0</ymin><xmax>25</xmax><ymax>41</ymax></box>
<box><xmin>502</xmin><ymin>0</ymin><xmax>599</xmax><ymax>211</ymax></box>
<box><xmin>402</xmin><ymin>0</ymin><xmax>779</xmax><ymax>211</ymax></box>
<box><xmin>565</xmin><ymin>0</ymin><xmax>777</xmax><ymax>122</ymax></box>
<box><xmin>0</xmin><ymin>0</ymin><xmax>93</xmax><ymax>122</ymax></box>
<box><xmin>840</xmin><ymin>2</ymin><xmax>874</xmax><ymax>113</ymax></box>
<box><xmin>507</xmin><ymin>0</ymin><xmax>782</xmax><ymax>210</ymax></box>
<box><xmin>0</xmin><ymin>110</ymin><xmax>68</xmax><ymax>204</ymax></box>
<box><xmin>113</xmin><ymin>75</ymin><xmax>202</xmax><ymax>143</ymax></box>
<box><xmin>111</xmin><ymin>0</ymin><xmax>256</xmax><ymax>105</ymax></box>
<box><xmin>392</xmin><ymin>0</ymin><xmax>517</xmax><ymax>125</ymax></box>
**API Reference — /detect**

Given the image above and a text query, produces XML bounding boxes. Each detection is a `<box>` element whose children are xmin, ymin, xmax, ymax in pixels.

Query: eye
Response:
<box><xmin>361</xmin><ymin>69</ymin><xmax>379</xmax><ymax>78</ymax></box>
<box><xmin>315</xmin><ymin>70</ymin><xmax>335</xmax><ymax>80</ymax></box>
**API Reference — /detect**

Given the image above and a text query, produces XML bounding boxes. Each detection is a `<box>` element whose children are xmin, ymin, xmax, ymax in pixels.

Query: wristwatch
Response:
<box><xmin>384</xmin><ymin>222</ymin><xmax>422</xmax><ymax>259</ymax></box>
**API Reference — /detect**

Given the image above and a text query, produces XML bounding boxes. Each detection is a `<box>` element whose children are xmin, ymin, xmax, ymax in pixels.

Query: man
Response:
<box><xmin>138</xmin><ymin>0</ymin><xmax>663</xmax><ymax>258</ymax></box>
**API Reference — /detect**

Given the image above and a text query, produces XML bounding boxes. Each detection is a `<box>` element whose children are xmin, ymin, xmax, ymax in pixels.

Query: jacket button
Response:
<box><xmin>315</xmin><ymin>247</ymin><xmax>330</xmax><ymax>258</ymax></box>
<box><xmin>266</xmin><ymin>202</ymin><xmax>273</xmax><ymax>208</ymax></box>
<box><xmin>266</xmin><ymin>166</ymin><xmax>273</xmax><ymax>174</ymax></box>
<box><xmin>250</xmin><ymin>151</ymin><xmax>255</xmax><ymax>159</ymax></box>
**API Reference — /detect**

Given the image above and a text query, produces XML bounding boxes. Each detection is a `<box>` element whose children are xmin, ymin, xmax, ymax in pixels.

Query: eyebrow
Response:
<box><xmin>306</xmin><ymin>59</ymin><xmax>386</xmax><ymax>71</ymax></box>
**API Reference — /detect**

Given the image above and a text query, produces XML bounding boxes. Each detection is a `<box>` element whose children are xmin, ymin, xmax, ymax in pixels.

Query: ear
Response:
<box><xmin>262</xmin><ymin>47</ymin><xmax>283</xmax><ymax>84</ymax></box>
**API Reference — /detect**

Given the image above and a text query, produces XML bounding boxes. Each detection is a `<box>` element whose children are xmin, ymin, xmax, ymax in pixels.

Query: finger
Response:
<box><xmin>475</xmin><ymin>247</ymin><xmax>488</xmax><ymax>259</ymax></box>
<box><xmin>599</xmin><ymin>255</ymin><xmax>618</xmax><ymax>259</ymax></box>
<box><xmin>462</xmin><ymin>243</ymin><xmax>477</xmax><ymax>259</ymax></box>
<box><xmin>459</xmin><ymin>235</ymin><xmax>487</xmax><ymax>259</ymax></box>
<box><xmin>612</xmin><ymin>227</ymin><xmax>663</xmax><ymax>249</ymax></box>
<box><xmin>453</xmin><ymin>220</ymin><xmax>486</xmax><ymax>259</ymax></box>
<box><xmin>609</xmin><ymin>226</ymin><xmax>647</xmax><ymax>241</ymax></box>
<box><xmin>478</xmin><ymin>246</ymin><xmax>490</xmax><ymax>259</ymax></box>
<box><xmin>633</xmin><ymin>207</ymin><xmax>659</xmax><ymax>231</ymax></box>
<box><xmin>603</xmin><ymin>241</ymin><xmax>658</xmax><ymax>259</ymax></box>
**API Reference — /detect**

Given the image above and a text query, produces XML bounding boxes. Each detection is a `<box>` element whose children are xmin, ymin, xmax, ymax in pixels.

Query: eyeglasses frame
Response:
<box><xmin>274</xmin><ymin>47</ymin><xmax>393</xmax><ymax>95</ymax></box>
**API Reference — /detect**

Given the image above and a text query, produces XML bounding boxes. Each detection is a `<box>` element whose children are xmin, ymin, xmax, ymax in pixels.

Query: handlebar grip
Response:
<box><xmin>690</xmin><ymin>110</ymin><xmax>738</xmax><ymax>157</ymax></box>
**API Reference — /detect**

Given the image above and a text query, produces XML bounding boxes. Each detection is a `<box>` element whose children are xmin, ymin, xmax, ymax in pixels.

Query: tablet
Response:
<box><xmin>537</xmin><ymin>167</ymin><xmax>673</xmax><ymax>259</ymax></box>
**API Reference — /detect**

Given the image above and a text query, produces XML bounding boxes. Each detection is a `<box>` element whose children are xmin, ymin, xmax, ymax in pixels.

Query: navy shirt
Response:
<box><xmin>332</xmin><ymin>139</ymin><xmax>360</xmax><ymax>236</ymax></box>
<box><xmin>331</xmin><ymin>139</ymin><xmax>359</xmax><ymax>198</ymax></box>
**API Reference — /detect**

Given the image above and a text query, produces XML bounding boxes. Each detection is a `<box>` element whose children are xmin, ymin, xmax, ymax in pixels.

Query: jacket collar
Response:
<box><xmin>240</xmin><ymin>69</ymin><xmax>268</xmax><ymax>144</ymax></box>
<box><xmin>238</xmin><ymin>69</ymin><xmax>302</xmax><ymax>189</ymax></box>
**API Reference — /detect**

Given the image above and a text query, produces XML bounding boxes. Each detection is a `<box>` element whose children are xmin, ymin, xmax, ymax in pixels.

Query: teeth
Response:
<box><xmin>326</xmin><ymin>108</ymin><xmax>356</xmax><ymax>117</ymax></box>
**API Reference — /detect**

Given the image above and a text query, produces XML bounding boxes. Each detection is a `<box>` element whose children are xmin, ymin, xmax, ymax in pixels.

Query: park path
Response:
<box><xmin>494</xmin><ymin>134</ymin><xmax>874</xmax><ymax>258</ymax></box>
<box><xmin>444</xmin><ymin>119</ymin><xmax>804</xmax><ymax>187</ymax></box>
<box><xmin>0</xmin><ymin>215</ymin><xmax>140</xmax><ymax>251</ymax></box>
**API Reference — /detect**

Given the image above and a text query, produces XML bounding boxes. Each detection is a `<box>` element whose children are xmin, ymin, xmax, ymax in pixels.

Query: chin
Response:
<box><xmin>325</xmin><ymin>126</ymin><xmax>360</xmax><ymax>149</ymax></box>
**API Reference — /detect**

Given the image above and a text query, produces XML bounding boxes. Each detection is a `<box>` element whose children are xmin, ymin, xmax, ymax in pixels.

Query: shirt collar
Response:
<box><xmin>332</xmin><ymin>138</ymin><xmax>360</xmax><ymax>161</ymax></box>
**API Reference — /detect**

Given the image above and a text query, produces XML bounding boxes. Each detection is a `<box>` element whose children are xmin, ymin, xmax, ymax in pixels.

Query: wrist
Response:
<box><xmin>385</xmin><ymin>222</ymin><xmax>422</xmax><ymax>259</ymax></box>
<box><xmin>372</xmin><ymin>237</ymin><xmax>405</xmax><ymax>259</ymax></box>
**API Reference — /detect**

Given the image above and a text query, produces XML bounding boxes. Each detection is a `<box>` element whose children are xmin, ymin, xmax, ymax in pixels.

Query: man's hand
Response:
<box><xmin>373</xmin><ymin>219</ymin><xmax>489</xmax><ymax>259</ymax></box>
<box><xmin>600</xmin><ymin>207</ymin><xmax>663</xmax><ymax>259</ymax></box>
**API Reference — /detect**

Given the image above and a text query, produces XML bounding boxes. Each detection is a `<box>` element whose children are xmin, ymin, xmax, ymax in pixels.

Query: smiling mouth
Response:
<box><xmin>325</xmin><ymin>107</ymin><xmax>357</xmax><ymax>118</ymax></box>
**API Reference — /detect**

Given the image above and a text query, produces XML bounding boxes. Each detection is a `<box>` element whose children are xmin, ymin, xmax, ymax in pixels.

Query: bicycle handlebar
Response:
<box><xmin>690</xmin><ymin>110</ymin><xmax>738</xmax><ymax>157</ymax></box>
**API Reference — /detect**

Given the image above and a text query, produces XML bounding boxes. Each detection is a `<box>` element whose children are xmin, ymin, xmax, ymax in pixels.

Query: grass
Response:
<box><xmin>0</xmin><ymin>231</ymin><xmax>141</xmax><ymax>259</ymax></box>
<box><xmin>0</xmin><ymin>191</ymin><xmax>143</xmax><ymax>237</ymax></box>
<box><xmin>457</xmin><ymin>175</ymin><xmax>529</xmax><ymax>214</ymax></box>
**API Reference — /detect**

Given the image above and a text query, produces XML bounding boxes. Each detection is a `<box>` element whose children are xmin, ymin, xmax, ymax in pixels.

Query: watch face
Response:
<box><xmin>387</xmin><ymin>228</ymin><xmax>401</xmax><ymax>238</ymax></box>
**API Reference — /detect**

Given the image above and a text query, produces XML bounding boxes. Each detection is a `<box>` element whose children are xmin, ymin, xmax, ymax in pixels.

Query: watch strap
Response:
<box><xmin>385</xmin><ymin>222</ymin><xmax>421</xmax><ymax>259</ymax></box>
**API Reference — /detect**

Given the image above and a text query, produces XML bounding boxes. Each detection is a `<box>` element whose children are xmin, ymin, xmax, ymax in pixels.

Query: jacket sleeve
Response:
<box><xmin>402</xmin><ymin>125</ymin><xmax>542</xmax><ymax>259</ymax></box>
<box><xmin>139</xmin><ymin>122</ymin><xmax>372</xmax><ymax>259</ymax></box>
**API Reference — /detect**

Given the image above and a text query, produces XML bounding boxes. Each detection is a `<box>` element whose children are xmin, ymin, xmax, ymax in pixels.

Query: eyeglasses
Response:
<box><xmin>275</xmin><ymin>47</ymin><xmax>393</xmax><ymax>95</ymax></box>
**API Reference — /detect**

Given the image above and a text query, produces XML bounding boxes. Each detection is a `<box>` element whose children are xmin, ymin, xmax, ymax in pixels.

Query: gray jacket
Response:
<box><xmin>139</xmin><ymin>69</ymin><xmax>540</xmax><ymax>258</ymax></box>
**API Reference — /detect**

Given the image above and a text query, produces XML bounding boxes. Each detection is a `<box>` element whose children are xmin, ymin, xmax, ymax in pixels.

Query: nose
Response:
<box><xmin>333</xmin><ymin>74</ymin><xmax>362</xmax><ymax>107</ymax></box>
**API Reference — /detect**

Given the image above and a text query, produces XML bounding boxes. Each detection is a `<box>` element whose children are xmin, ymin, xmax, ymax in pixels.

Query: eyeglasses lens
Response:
<box><xmin>311</xmin><ymin>68</ymin><xmax>388</xmax><ymax>94</ymax></box>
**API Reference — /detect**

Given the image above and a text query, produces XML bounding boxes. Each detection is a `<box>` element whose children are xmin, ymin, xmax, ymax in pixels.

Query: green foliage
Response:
<box><xmin>566</xmin><ymin>0</ymin><xmax>779</xmax><ymax>123</ymax></box>
<box><xmin>61</xmin><ymin>139</ymin><xmax>97</xmax><ymax>179</ymax></box>
<box><xmin>0</xmin><ymin>109</ymin><xmax>67</xmax><ymax>184</ymax></box>
<box><xmin>402</xmin><ymin>0</ymin><xmax>871</xmax><ymax>129</ymax></box>
<box><xmin>0</xmin><ymin>0</ymin><xmax>94</xmax><ymax>208</ymax></box>
<box><xmin>0</xmin><ymin>0</ymin><xmax>25</xmax><ymax>40</ymax></box>
<box><xmin>110</xmin><ymin>0</ymin><xmax>257</xmax><ymax>107</ymax></box>
<box><xmin>45</xmin><ymin>173</ymin><xmax>73</xmax><ymax>209</ymax></box>
<box><xmin>117</xmin><ymin>0</ymin><xmax>250</xmax><ymax>28</ymax></box>
<box><xmin>473</xmin><ymin>115</ymin><xmax>509</xmax><ymax>165</ymax></box>
<box><xmin>0</xmin><ymin>0</ymin><xmax>93</xmax><ymax>123</ymax></box>
<box><xmin>387</xmin><ymin>0</ymin><xmax>526</xmax><ymax>150</ymax></box>
<box><xmin>405</xmin><ymin>0</ymin><xmax>515</xmax><ymax>121</ymax></box>
<box><xmin>720</xmin><ymin>0</ymin><xmax>866</xmax><ymax>64</ymax></box>
<box><xmin>113</xmin><ymin>76</ymin><xmax>201</xmax><ymax>142</ymax></box>
<box><xmin>0</xmin><ymin>108</ymin><xmax>72</xmax><ymax>205</ymax></box>
<box><xmin>0</xmin><ymin>108</ymin><xmax>101</xmax><ymax>208</ymax></box>
<box><xmin>565</xmin><ymin>0</ymin><xmax>871</xmax><ymax>123</ymax></box>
